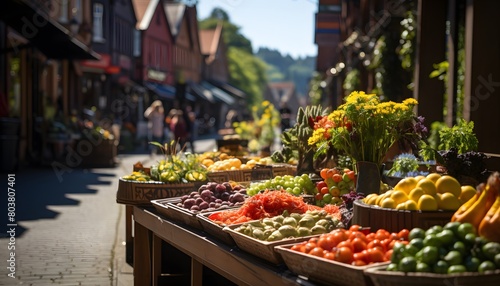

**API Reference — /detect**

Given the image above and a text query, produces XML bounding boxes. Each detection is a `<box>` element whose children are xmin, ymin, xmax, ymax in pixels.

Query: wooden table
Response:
<box><xmin>132</xmin><ymin>206</ymin><xmax>319</xmax><ymax>286</ymax></box>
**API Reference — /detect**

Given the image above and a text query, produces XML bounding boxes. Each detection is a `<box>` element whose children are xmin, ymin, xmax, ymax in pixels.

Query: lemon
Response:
<box><xmin>365</xmin><ymin>194</ymin><xmax>379</xmax><ymax>205</ymax></box>
<box><xmin>439</xmin><ymin>192</ymin><xmax>461</xmax><ymax>210</ymax></box>
<box><xmin>426</xmin><ymin>173</ymin><xmax>442</xmax><ymax>183</ymax></box>
<box><xmin>391</xmin><ymin>190</ymin><xmax>409</xmax><ymax>205</ymax></box>
<box><xmin>404</xmin><ymin>200</ymin><xmax>418</xmax><ymax>210</ymax></box>
<box><xmin>459</xmin><ymin>185</ymin><xmax>477</xmax><ymax>203</ymax></box>
<box><xmin>417</xmin><ymin>194</ymin><xmax>438</xmax><ymax>211</ymax></box>
<box><xmin>408</xmin><ymin>187</ymin><xmax>425</xmax><ymax>203</ymax></box>
<box><xmin>381</xmin><ymin>197</ymin><xmax>396</xmax><ymax>209</ymax></box>
<box><xmin>416</xmin><ymin>178</ymin><xmax>437</xmax><ymax>196</ymax></box>
<box><xmin>414</xmin><ymin>175</ymin><xmax>426</xmax><ymax>182</ymax></box>
<box><xmin>435</xmin><ymin>175</ymin><xmax>462</xmax><ymax>197</ymax></box>
<box><xmin>396</xmin><ymin>202</ymin><xmax>406</xmax><ymax>210</ymax></box>
<box><xmin>394</xmin><ymin>177</ymin><xmax>418</xmax><ymax>195</ymax></box>
<box><xmin>376</xmin><ymin>190</ymin><xmax>393</xmax><ymax>206</ymax></box>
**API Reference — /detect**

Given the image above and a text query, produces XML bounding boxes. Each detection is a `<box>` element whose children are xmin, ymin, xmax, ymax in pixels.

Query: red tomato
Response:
<box><xmin>334</xmin><ymin>246</ymin><xmax>354</xmax><ymax>264</ymax></box>
<box><xmin>337</xmin><ymin>240</ymin><xmax>354</xmax><ymax>252</ymax></box>
<box><xmin>304</xmin><ymin>242</ymin><xmax>317</xmax><ymax>253</ymax></box>
<box><xmin>317</xmin><ymin>236</ymin><xmax>335</xmax><ymax>252</ymax></box>
<box><xmin>352</xmin><ymin>237</ymin><xmax>367</xmax><ymax>253</ymax></box>
<box><xmin>397</xmin><ymin>229</ymin><xmax>410</xmax><ymax>241</ymax></box>
<box><xmin>365</xmin><ymin>248</ymin><xmax>385</xmax><ymax>263</ymax></box>
<box><xmin>352</xmin><ymin>259</ymin><xmax>367</xmax><ymax>266</ymax></box>
<box><xmin>323</xmin><ymin>252</ymin><xmax>335</xmax><ymax>260</ymax></box>
<box><xmin>309</xmin><ymin>246</ymin><xmax>325</xmax><ymax>258</ymax></box>
<box><xmin>367</xmin><ymin>239</ymin><xmax>385</xmax><ymax>252</ymax></box>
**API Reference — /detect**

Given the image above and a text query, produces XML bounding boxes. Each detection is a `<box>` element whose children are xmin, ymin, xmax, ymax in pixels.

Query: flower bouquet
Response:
<box><xmin>308</xmin><ymin>91</ymin><xmax>425</xmax><ymax>193</ymax></box>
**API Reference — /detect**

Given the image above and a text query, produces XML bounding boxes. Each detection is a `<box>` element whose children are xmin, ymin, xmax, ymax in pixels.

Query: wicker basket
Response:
<box><xmin>275</xmin><ymin>243</ymin><xmax>387</xmax><ymax>286</ymax></box>
<box><xmin>364</xmin><ymin>265</ymin><xmax>500</xmax><ymax>286</ymax></box>
<box><xmin>116</xmin><ymin>178</ymin><xmax>201</xmax><ymax>206</ymax></box>
<box><xmin>352</xmin><ymin>200</ymin><xmax>454</xmax><ymax>233</ymax></box>
<box><xmin>223</xmin><ymin>223</ymin><xmax>316</xmax><ymax>265</ymax></box>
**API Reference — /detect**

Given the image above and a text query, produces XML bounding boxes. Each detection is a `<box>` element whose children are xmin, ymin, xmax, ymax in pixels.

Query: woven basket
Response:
<box><xmin>352</xmin><ymin>200</ymin><xmax>454</xmax><ymax>233</ymax></box>
<box><xmin>116</xmin><ymin>178</ymin><xmax>201</xmax><ymax>206</ymax></box>
<box><xmin>364</xmin><ymin>265</ymin><xmax>500</xmax><ymax>286</ymax></box>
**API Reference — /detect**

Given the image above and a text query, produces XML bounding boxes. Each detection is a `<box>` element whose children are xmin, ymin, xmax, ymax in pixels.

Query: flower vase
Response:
<box><xmin>356</xmin><ymin>161</ymin><xmax>382</xmax><ymax>195</ymax></box>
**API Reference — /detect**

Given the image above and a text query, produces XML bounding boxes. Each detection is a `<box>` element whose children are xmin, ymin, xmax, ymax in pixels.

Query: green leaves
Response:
<box><xmin>438</xmin><ymin>119</ymin><xmax>478</xmax><ymax>153</ymax></box>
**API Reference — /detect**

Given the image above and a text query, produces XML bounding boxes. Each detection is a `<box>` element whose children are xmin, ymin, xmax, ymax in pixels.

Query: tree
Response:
<box><xmin>199</xmin><ymin>9</ymin><xmax>266</xmax><ymax>112</ymax></box>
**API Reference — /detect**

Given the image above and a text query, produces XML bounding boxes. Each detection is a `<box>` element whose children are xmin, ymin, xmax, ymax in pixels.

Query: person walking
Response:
<box><xmin>144</xmin><ymin>100</ymin><xmax>165</xmax><ymax>153</ymax></box>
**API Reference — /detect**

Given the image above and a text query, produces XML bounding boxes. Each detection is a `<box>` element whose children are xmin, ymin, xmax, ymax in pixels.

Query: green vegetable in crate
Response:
<box><xmin>233</xmin><ymin>210</ymin><xmax>344</xmax><ymax>241</ymax></box>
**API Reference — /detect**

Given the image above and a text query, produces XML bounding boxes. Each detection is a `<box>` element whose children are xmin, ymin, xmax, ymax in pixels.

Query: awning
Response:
<box><xmin>208</xmin><ymin>80</ymin><xmax>246</xmax><ymax>99</ymax></box>
<box><xmin>188</xmin><ymin>82</ymin><xmax>215</xmax><ymax>103</ymax></box>
<box><xmin>201</xmin><ymin>81</ymin><xmax>236</xmax><ymax>105</ymax></box>
<box><xmin>1</xmin><ymin>0</ymin><xmax>99</xmax><ymax>60</ymax></box>
<box><xmin>145</xmin><ymin>82</ymin><xmax>176</xmax><ymax>100</ymax></box>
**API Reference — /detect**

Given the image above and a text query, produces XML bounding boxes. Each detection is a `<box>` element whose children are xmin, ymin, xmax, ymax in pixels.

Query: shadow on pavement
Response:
<box><xmin>1</xmin><ymin>166</ymin><xmax>115</xmax><ymax>238</ymax></box>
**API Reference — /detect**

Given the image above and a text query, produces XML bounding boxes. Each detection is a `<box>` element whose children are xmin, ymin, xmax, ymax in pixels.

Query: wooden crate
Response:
<box><xmin>276</xmin><ymin>243</ymin><xmax>387</xmax><ymax>286</ymax></box>
<box><xmin>116</xmin><ymin>178</ymin><xmax>200</xmax><ymax>206</ymax></box>
<box><xmin>352</xmin><ymin>200</ymin><xmax>454</xmax><ymax>233</ymax></box>
<box><xmin>365</xmin><ymin>265</ymin><xmax>500</xmax><ymax>286</ymax></box>
<box><xmin>223</xmin><ymin>223</ymin><xmax>316</xmax><ymax>265</ymax></box>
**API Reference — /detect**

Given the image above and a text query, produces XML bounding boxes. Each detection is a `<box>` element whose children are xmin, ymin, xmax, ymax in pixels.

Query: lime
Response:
<box><xmin>404</xmin><ymin>244</ymin><xmax>420</xmax><ymax>257</ymax></box>
<box><xmin>433</xmin><ymin>260</ymin><xmax>450</xmax><ymax>274</ymax></box>
<box><xmin>436</xmin><ymin>229</ymin><xmax>456</xmax><ymax>246</ymax></box>
<box><xmin>443</xmin><ymin>250</ymin><xmax>463</xmax><ymax>266</ymax></box>
<box><xmin>415</xmin><ymin>262</ymin><xmax>431</xmax><ymax>273</ymax></box>
<box><xmin>443</xmin><ymin>221</ymin><xmax>461</xmax><ymax>237</ymax></box>
<box><xmin>478</xmin><ymin>261</ymin><xmax>497</xmax><ymax>273</ymax></box>
<box><xmin>409</xmin><ymin>238</ymin><xmax>424</xmax><ymax>250</ymax></box>
<box><xmin>448</xmin><ymin>265</ymin><xmax>466</xmax><ymax>274</ymax></box>
<box><xmin>482</xmin><ymin>242</ymin><xmax>500</xmax><ymax>261</ymax></box>
<box><xmin>391</xmin><ymin>242</ymin><xmax>406</xmax><ymax>264</ymax></box>
<box><xmin>463</xmin><ymin>232</ymin><xmax>476</xmax><ymax>246</ymax></box>
<box><xmin>464</xmin><ymin>255</ymin><xmax>481</xmax><ymax>272</ymax></box>
<box><xmin>418</xmin><ymin>246</ymin><xmax>439</xmax><ymax>265</ymax></box>
<box><xmin>322</xmin><ymin>193</ymin><xmax>332</xmax><ymax>203</ymax></box>
<box><xmin>457</xmin><ymin>222</ymin><xmax>476</xmax><ymax>240</ymax></box>
<box><xmin>386</xmin><ymin>263</ymin><xmax>399</xmax><ymax>272</ymax></box>
<box><xmin>425</xmin><ymin>227</ymin><xmax>441</xmax><ymax>237</ymax></box>
<box><xmin>452</xmin><ymin>241</ymin><xmax>467</xmax><ymax>256</ymax></box>
<box><xmin>423</xmin><ymin>234</ymin><xmax>443</xmax><ymax>248</ymax></box>
<box><xmin>398</xmin><ymin>256</ymin><xmax>417</xmax><ymax>272</ymax></box>
<box><xmin>409</xmin><ymin>228</ymin><xmax>425</xmax><ymax>240</ymax></box>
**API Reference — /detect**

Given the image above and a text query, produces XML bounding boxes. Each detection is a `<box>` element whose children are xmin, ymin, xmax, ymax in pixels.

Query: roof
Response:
<box><xmin>199</xmin><ymin>22</ymin><xmax>223</xmax><ymax>64</ymax></box>
<box><xmin>164</xmin><ymin>2</ymin><xmax>185</xmax><ymax>36</ymax></box>
<box><xmin>132</xmin><ymin>0</ymin><xmax>158</xmax><ymax>30</ymax></box>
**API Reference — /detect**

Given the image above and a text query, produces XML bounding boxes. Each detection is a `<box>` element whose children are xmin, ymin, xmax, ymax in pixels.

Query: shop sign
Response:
<box><xmin>147</xmin><ymin>69</ymin><xmax>166</xmax><ymax>81</ymax></box>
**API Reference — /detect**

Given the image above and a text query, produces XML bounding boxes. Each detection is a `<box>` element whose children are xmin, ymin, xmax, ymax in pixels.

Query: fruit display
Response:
<box><xmin>315</xmin><ymin>167</ymin><xmax>356</xmax><ymax>205</ymax></box>
<box><xmin>289</xmin><ymin>225</ymin><xmax>409</xmax><ymax>265</ymax></box>
<box><xmin>363</xmin><ymin>173</ymin><xmax>472</xmax><ymax>211</ymax></box>
<box><xmin>121</xmin><ymin>170</ymin><xmax>152</xmax><ymax>182</ymax></box>
<box><xmin>175</xmin><ymin>182</ymin><xmax>248</xmax><ymax>213</ymax></box>
<box><xmin>208</xmin><ymin>189</ymin><xmax>341</xmax><ymax>225</ymax></box>
<box><xmin>150</xmin><ymin>153</ymin><xmax>208</xmax><ymax>183</ymax></box>
<box><xmin>232</xmin><ymin>210</ymin><xmax>344</xmax><ymax>241</ymax></box>
<box><xmin>452</xmin><ymin>171</ymin><xmax>500</xmax><ymax>243</ymax></box>
<box><xmin>246</xmin><ymin>174</ymin><xmax>317</xmax><ymax>196</ymax></box>
<box><xmin>386</xmin><ymin>221</ymin><xmax>500</xmax><ymax>274</ymax></box>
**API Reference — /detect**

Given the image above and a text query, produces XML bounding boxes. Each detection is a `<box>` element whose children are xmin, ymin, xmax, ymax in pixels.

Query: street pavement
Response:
<box><xmin>0</xmin><ymin>136</ymin><xmax>218</xmax><ymax>285</ymax></box>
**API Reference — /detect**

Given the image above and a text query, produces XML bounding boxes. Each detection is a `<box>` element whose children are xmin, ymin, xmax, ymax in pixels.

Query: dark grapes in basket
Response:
<box><xmin>176</xmin><ymin>182</ymin><xmax>248</xmax><ymax>213</ymax></box>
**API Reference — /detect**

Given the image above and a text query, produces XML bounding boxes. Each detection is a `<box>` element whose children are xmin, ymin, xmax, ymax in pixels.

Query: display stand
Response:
<box><xmin>132</xmin><ymin>206</ymin><xmax>320</xmax><ymax>286</ymax></box>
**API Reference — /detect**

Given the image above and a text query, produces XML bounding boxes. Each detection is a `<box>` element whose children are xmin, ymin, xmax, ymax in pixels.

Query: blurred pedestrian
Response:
<box><xmin>170</xmin><ymin>109</ymin><xmax>189</xmax><ymax>151</ymax></box>
<box><xmin>144</xmin><ymin>100</ymin><xmax>165</xmax><ymax>152</ymax></box>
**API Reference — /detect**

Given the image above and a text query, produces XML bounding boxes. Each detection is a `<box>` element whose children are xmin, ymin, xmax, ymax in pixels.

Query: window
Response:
<box><xmin>59</xmin><ymin>0</ymin><xmax>69</xmax><ymax>23</ymax></box>
<box><xmin>133</xmin><ymin>29</ymin><xmax>140</xmax><ymax>56</ymax></box>
<box><xmin>93</xmin><ymin>3</ymin><xmax>104</xmax><ymax>42</ymax></box>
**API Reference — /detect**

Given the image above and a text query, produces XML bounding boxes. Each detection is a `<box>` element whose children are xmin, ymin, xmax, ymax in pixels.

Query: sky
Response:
<box><xmin>196</xmin><ymin>0</ymin><xmax>318</xmax><ymax>59</ymax></box>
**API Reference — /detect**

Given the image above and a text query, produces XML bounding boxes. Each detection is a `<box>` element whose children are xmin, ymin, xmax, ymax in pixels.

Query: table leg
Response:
<box><xmin>191</xmin><ymin>258</ymin><xmax>203</xmax><ymax>286</ymax></box>
<box><xmin>152</xmin><ymin>234</ymin><xmax>162</xmax><ymax>286</ymax></box>
<box><xmin>126</xmin><ymin>205</ymin><xmax>134</xmax><ymax>265</ymax></box>
<box><xmin>134</xmin><ymin>220</ymin><xmax>151</xmax><ymax>285</ymax></box>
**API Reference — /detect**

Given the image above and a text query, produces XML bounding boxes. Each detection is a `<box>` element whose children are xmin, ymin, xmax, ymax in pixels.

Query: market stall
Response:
<box><xmin>116</xmin><ymin>93</ymin><xmax>500</xmax><ymax>286</ymax></box>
